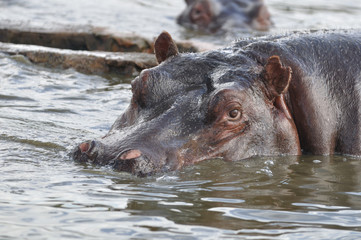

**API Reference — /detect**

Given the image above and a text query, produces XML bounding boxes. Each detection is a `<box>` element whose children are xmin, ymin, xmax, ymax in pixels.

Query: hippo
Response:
<box><xmin>177</xmin><ymin>0</ymin><xmax>271</xmax><ymax>33</ymax></box>
<box><xmin>73</xmin><ymin>30</ymin><xmax>361</xmax><ymax>176</ymax></box>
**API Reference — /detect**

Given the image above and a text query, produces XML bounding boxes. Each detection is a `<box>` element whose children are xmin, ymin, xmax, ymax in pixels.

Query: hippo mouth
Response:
<box><xmin>112</xmin><ymin>153</ymin><xmax>157</xmax><ymax>177</ymax></box>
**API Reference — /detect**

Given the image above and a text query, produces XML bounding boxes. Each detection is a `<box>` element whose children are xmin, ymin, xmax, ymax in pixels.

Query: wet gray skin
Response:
<box><xmin>177</xmin><ymin>0</ymin><xmax>271</xmax><ymax>33</ymax></box>
<box><xmin>73</xmin><ymin>30</ymin><xmax>361</xmax><ymax>177</ymax></box>
<box><xmin>73</xmin><ymin>31</ymin><xmax>301</xmax><ymax>176</ymax></box>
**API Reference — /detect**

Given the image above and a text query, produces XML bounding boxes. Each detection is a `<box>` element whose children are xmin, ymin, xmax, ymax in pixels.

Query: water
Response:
<box><xmin>1</xmin><ymin>0</ymin><xmax>361</xmax><ymax>239</ymax></box>
<box><xmin>1</xmin><ymin>0</ymin><xmax>361</xmax><ymax>44</ymax></box>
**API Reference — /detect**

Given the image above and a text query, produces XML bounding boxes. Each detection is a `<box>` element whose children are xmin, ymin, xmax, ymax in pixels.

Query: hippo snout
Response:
<box><xmin>72</xmin><ymin>142</ymin><xmax>162</xmax><ymax>176</ymax></box>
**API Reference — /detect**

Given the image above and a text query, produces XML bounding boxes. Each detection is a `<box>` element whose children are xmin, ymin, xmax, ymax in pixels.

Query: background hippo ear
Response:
<box><xmin>264</xmin><ymin>55</ymin><xmax>292</xmax><ymax>99</ymax></box>
<box><xmin>154</xmin><ymin>31</ymin><xmax>179</xmax><ymax>64</ymax></box>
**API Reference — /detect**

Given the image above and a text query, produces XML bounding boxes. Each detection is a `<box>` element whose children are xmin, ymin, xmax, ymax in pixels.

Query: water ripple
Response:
<box><xmin>210</xmin><ymin>207</ymin><xmax>361</xmax><ymax>227</ymax></box>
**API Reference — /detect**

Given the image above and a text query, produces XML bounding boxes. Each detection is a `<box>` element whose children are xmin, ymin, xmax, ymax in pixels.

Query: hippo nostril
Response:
<box><xmin>79</xmin><ymin>142</ymin><xmax>90</xmax><ymax>153</ymax></box>
<box><xmin>119</xmin><ymin>149</ymin><xmax>142</xmax><ymax>160</ymax></box>
<box><xmin>73</xmin><ymin>140</ymin><xmax>100</xmax><ymax>163</ymax></box>
<box><xmin>78</xmin><ymin>140</ymin><xmax>96</xmax><ymax>154</ymax></box>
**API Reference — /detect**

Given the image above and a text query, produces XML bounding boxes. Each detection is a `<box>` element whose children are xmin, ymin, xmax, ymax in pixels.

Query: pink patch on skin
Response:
<box><xmin>79</xmin><ymin>142</ymin><xmax>90</xmax><ymax>153</ymax></box>
<box><xmin>120</xmin><ymin>149</ymin><xmax>142</xmax><ymax>160</ymax></box>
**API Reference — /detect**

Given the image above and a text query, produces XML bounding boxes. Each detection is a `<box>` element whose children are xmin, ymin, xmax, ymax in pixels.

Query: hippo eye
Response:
<box><xmin>228</xmin><ymin>109</ymin><xmax>241</xmax><ymax>119</ymax></box>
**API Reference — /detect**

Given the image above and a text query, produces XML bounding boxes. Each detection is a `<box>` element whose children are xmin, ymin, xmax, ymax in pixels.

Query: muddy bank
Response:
<box><xmin>0</xmin><ymin>23</ymin><xmax>220</xmax><ymax>76</ymax></box>
<box><xmin>0</xmin><ymin>42</ymin><xmax>157</xmax><ymax>77</ymax></box>
<box><xmin>0</xmin><ymin>23</ymin><xmax>218</xmax><ymax>53</ymax></box>
<box><xmin>0</xmin><ymin>24</ymin><xmax>153</xmax><ymax>53</ymax></box>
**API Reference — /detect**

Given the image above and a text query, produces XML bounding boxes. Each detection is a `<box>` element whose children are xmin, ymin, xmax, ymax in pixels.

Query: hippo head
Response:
<box><xmin>177</xmin><ymin>0</ymin><xmax>271</xmax><ymax>33</ymax></box>
<box><xmin>72</xmin><ymin>32</ymin><xmax>300</xmax><ymax>176</ymax></box>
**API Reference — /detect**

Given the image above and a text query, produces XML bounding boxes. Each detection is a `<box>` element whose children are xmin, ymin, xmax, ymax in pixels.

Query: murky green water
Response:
<box><xmin>1</xmin><ymin>0</ymin><xmax>361</xmax><ymax>239</ymax></box>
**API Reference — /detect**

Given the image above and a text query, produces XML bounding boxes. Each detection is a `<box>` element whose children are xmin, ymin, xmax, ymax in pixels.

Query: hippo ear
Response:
<box><xmin>154</xmin><ymin>31</ymin><xmax>179</xmax><ymax>64</ymax></box>
<box><xmin>264</xmin><ymin>55</ymin><xmax>292</xmax><ymax>99</ymax></box>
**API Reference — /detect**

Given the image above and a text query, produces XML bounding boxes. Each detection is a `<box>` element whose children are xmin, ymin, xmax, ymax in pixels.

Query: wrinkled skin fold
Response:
<box><xmin>73</xmin><ymin>30</ymin><xmax>361</xmax><ymax>176</ymax></box>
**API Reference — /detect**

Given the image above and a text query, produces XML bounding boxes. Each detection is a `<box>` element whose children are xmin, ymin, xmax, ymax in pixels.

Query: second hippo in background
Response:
<box><xmin>177</xmin><ymin>0</ymin><xmax>271</xmax><ymax>33</ymax></box>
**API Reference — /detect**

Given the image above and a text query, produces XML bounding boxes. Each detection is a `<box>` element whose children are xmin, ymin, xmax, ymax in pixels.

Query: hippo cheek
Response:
<box><xmin>177</xmin><ymin>140</ymin><xmax>219</xmax><ymax>166</ymax></box>
<box><xmin>176</xmin><ymin>134</ymin><xmax>238</xmax><ymax>165</ymax></box>
<box><xmin>177</xmin><ymin>121</ymin><xmax>251</xmax><ymax>165</ymax></box>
